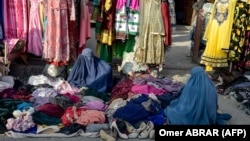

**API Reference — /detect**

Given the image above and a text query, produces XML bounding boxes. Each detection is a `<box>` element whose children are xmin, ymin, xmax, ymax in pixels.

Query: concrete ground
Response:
<box><xmin>2</xmin><ymin>25</ymin><xmax>249</xmax><ymax>141</ymax></box>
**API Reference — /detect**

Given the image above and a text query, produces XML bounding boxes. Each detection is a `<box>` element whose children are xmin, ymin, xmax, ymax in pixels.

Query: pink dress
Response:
<box><xmin>3</xmin><ymin>0</ymin><xmax>28</xmax><ymax>53</ymax></box>
<box><xmin>78</xmin><ymin>2</ymin><xmax>91</xmax><ymax>51</ymax></box>
<box><xmin>43</xmin><ymin>0</ymin><xmax>75</xmax><ymax>64</ymax></box>
<box><xmin>27</xmin><ymin>0</ymin><xmax>43</xmax><ymax>56</ymax></box>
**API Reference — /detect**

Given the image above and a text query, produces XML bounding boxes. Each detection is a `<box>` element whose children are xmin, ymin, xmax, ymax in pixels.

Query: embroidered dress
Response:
<box><xmin>200</xmin><ymin>0</ymin><xmax>237</xmax><ymax>69</ymax></box>
<box><xmin>43</xmin><ymin>0</ymin><xmax>75</xmax><ymax>65</ymax></box>
<box><xmin>95</xmin><ymin>0</ymin><xmax>117</xmax><ymax>62</ymax></box>
<box><xmin>127</xmin><ymin>8</ymin><xmax>139</xmax><ymax>35</ymax></box>
<box><xmin>27</xmin><ymin>0</ymin><xmax>43</xmax><ymax>57</ymax></box>
<box><xmin>134</xmin><ymin>0</ymin><xmax>165</xmax><ymax>65</ymax></box>
<box><xmin>114</xmin><ymin>0</ymin><xmax>139</xmax><ymax>59</ymax></box>
<box><xmin>115</xmin><ymin>0</ymin><xmax>128</xmax><ymax>40</ymax></box>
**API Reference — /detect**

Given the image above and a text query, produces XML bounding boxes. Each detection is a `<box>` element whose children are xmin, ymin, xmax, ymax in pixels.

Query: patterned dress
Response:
<box><xmin>43</xmin><ymin>0</ymin><xmax>75</xmax><ymax>66</ymax></box>
<box><xmin>134</xmin><ymin>0</ymin><xmax>165</xmax><ymax>65</ymax></box>
<box><xmin>200</xmin><ymin>0</ymin><xmax>237</xmax><ymax>70</ymax></box>
<box><xmin>95</xmin><ymin>0</ymin><xmax>117</xmax><ymax>62</ymax></box>
<box><xmin>239</xmin><ymin>2</ymin><xmax>250</xmax><ymax>72</ymax></box>
<box><xmin>228</xmin><ymin>1</ymin><xmax>249</xmax><ymax>62</ymax></box>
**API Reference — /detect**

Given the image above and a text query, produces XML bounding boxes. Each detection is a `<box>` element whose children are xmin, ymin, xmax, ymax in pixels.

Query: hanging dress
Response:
<box><xmin>4</xmin><ymin>0</ymin><xmax>28</xmax><ymax>41</ymax></box>
<box><xmin>95</xmin><ymin>0</ymin><xmax>117</xmax><ymax>63</ymax></box>
<box><xmin>27</xmin><ymin>0</ymin><xmax>43</xmax><ymax>56</ymax></box>
<box><xmin>200</xmin><ymin>0</ymin><xmax>237</xmax><ymax>70</ymax></box>
<box><xmin>43</xmin><ymin>0</ymin><xmax>75</xmax><ymax>66</ymax></box>
<box><xmin>161</xmin><ymin>1</ymin><xmax>172</xmax><ymax>47</ymax></box>
<box><xmin>239</xmin><ymin>2</ymin><xmax>250</xmax><ymax>72</ymax></box>
<box><xmin>134</xmin><ymin>0</ymin><xmax>165</xmax><ymax>65</ymax></box>
<box><xmin>78</xmin><ymin>0</ymin><xmax>91</xmax><ymax>52</ymax></box>
<box><xmin>68</xmin><ymin>0</ymin><xmax>80</xmax><ymax>62</ymax></box>
<box><xmin>3</xmin><ymin>0</ymin><xmax>28</xmax><ymax>60</ymax></box>
<box><xmin>228</xmin><ymin>1</ymin><xmax>248</xmax><ymax>62</ymax></box>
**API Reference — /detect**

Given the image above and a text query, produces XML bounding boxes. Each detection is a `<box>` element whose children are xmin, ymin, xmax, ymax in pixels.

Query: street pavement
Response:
<box><xmin>2</xmin><ymin>25</ymin><xmax>250</xmax><ymax>141</ymax></box>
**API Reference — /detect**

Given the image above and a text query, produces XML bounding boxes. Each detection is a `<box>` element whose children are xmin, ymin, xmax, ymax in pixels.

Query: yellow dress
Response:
<box><xmin>200</xmin><ymin>0</ymin><xmax>237</xmax><ymax>71</ymax></box>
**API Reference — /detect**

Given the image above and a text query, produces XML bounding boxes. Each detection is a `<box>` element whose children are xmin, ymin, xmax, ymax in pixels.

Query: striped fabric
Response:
<box><xmin>4</xmin><ymin>0</ymin><xmax>28</xmax><ymax>41</ymax></box>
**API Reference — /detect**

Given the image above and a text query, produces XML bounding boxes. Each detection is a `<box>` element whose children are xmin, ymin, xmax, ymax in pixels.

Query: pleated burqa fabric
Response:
<box><xmin>67</xmin><ymin>48</ymin><xmax>113</xmax><ymax>93</ymax></box>
<box><xmin>164</xmin><ymin>66</ymin><xmax>218</xmax><ymax>125</ymax></box>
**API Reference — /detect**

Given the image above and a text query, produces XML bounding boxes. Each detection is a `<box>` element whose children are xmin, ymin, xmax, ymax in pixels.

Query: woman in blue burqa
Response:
<box><xmin>164</xmin><ymin>66</ymin><xmax>231</xmax><ymax>125</ymax></box>
<box><xmin>67</xmin><ymin>48</ymin><xmax>113</xmax><ymax>93</ymax></box>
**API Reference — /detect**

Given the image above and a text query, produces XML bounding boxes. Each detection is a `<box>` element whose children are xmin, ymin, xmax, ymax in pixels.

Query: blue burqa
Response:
<box><xmin>67</xmin><ymin>48</ymin><xmax>113</xmax><ymax>93</ymax></box>
<box><xmin>164</xmin><ymin>66</ymin><xmax>217</xmax><ymax>125</ymax></box>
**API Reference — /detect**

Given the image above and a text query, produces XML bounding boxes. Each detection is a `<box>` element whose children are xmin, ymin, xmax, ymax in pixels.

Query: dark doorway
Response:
<box><xmin>175</xmin><ymin>0</ymin><xmax>196</xmax><ymax>25</ymax></box>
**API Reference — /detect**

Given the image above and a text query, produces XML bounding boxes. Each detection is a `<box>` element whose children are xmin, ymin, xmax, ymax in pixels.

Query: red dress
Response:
<box><xmin>161</xmin><ymin>1</ymin><xmax>172</xmax><ymax>47</ymax></box>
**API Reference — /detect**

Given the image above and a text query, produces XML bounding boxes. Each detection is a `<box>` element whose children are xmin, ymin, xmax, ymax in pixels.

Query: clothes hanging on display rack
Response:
<box><xmin>0</xmin><ymin>0</ymin><xmax>92</xmax><ymax>66</ymax></box>
<box><xmin>4</xmin><ymin>0</ymin><xmax>29</xmax><ymax>42</ymax></box>
<box><xmin>42</xmin><ymin>0</ymin><xmax>76</xmax><ymax>66</ymax></box>
<box><xmin>78</xmin><ymin>0</ymin><xmax>91</xmax><ymax>52</ymax></box>
<box><xmin>231</xmin><ymin>1</ymin><xmax>250</xmax><ymax>73</ymax></box>
<box><xmin>27</xmin><ymin>0</ymin><xmax>43</xmax><ymax>57</ymax></box>
<box><xmin>114</xmin><ymin>0</ymin><xmax>139</xmax><ymax>59</ymax></box>
<box><xmin>134</xmin><ymin>0</ymin><xmax>165</xmax><ymax>65</ymax></box>
<box><xmin>189</xmin><ymin>2</ymin><xmax>213</xmax><ymax>60</ymax></box>
<box><xmin>92</xmin><ymin>0</ymin><xmax>171</xmax><ymax>67</ymax></box>
<box><xmin>161</xmin><ymin>0</ymin><xmax>172</xmax><ymax>47</ymax></box>
<box><xmin>228</xmin><ymin>1</ymin><xmax>249</xmax><ymax>66</ymax></box>
<box><xmin>200</xmin><ymin>0</ymin><xmax>237</xmax><ymax>71</ymax></box>
<box><xmin>94</xmin><ymin>0</ymin><xmax>117</xmax><ymax>63</ymax></box>
<box><xmin>3</xmin><ymin>0</ymin><xmax>29</xmax><ymax>64</ymax></box>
